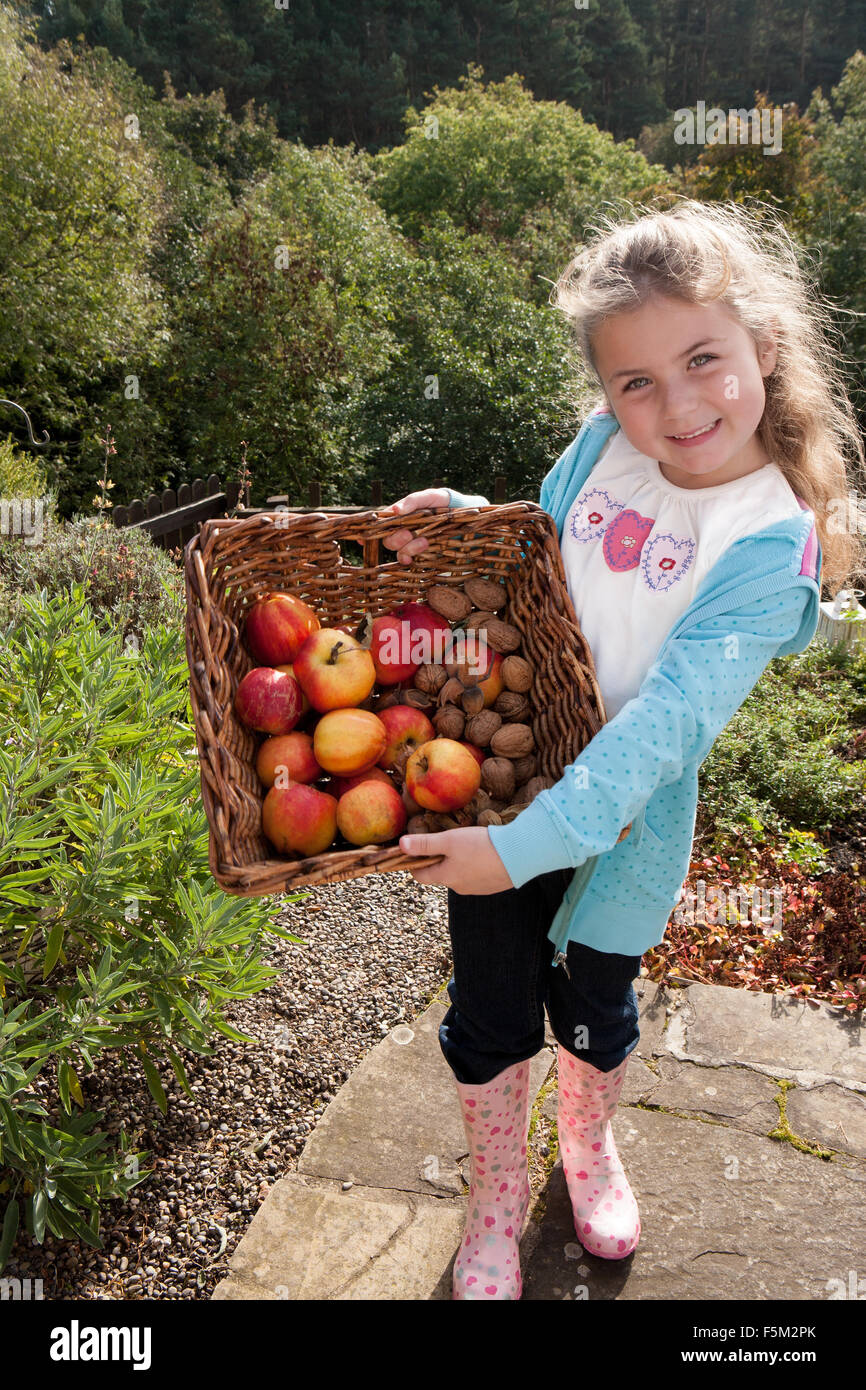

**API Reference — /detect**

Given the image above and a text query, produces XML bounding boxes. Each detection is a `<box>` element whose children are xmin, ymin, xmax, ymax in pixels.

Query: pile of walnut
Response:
<box><xmin>373</xmin><ymin>575</ymin><xmax>555</xmax><ymax>834</ymax></box>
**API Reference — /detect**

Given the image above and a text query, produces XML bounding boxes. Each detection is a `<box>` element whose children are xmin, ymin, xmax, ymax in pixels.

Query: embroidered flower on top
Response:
<box><xmin>569</xmin><ymin>490</ymin><xmax>696</xmax><ymax>592</ymax></box>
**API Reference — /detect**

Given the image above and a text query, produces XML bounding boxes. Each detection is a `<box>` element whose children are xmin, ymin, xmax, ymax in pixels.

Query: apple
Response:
<box><xmin>235</xmin><ymin>667</ymin><xmax>304</xmax><ymax>736</ymax></box>
<box><xmin>274</xmin><ymin>663</ymin><xmax>311</xmax><ymax>715</ymax></box>
<box><xmin>405</xmin><ymin>738</ymin><xmax>482</xmax><ymax>813</ymax></box>
<box><xmin>458</xmin><ymin>741</ymin><xmax>486</xmax><ymax>769</ymax></box>
<box><xmin>313</xmin><ymin>707</ymin><xmax>388</xmax><ymax>775</ymax></box>
<box><xmin>376</xmin><ymin>705</ymin><xmax>436</xmax><ymax>776</ymax></box>
<box><xmin>370</xmin><ymin>602</ymin><xmax>453</xmax><ymax>685</ymax></box>
<box><xmin>293</xmin><ymin>629</ymin><xmax>377</xmax><ymax>712</ymax></box>
<box><xmin>326</xmin><ymin>766</ymin><xmax>393</xmax><ymax>798</ymax></box>
<box><xmin>336</xmin><ymin>779</ymin><xmax>407</xmax><ymax>847</ymax></box>
<box><xmin>256</xmin><ymin>731</ymin><xmax>321</xmax><ymax>789</ymax></box>
<box><xmin>245</xmin><ymin>592</ymin><xmax>320</xmax><ymax>665</ymax></box>
<box><xmin>262</xmin><ymin>782</ymin><xmax>338</xmax><ymax>857</ymax></box>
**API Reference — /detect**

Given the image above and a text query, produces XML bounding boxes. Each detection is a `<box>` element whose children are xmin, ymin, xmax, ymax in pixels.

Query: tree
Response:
<box><xmin>371</xmin><ymin>66</ymin><xmax>665</xmax><ymax>305</ymax></box>
<box><xmin>0</xmin><ymin>5</ymin><xmax>167</xmax><ymax>515</ymax></box>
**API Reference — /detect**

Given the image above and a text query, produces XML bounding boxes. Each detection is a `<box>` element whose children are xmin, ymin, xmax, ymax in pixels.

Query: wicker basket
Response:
<box><xmin>183</xmin><ymin>502</ymin><xmax>625</xmax><ymax>897</ymax></box>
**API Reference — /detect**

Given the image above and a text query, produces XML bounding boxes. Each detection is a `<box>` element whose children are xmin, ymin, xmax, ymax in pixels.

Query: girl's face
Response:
<box><xmin>592</xmin><ymin>295</ymin><xmax>777</xmax><ymax>489</ymax></box>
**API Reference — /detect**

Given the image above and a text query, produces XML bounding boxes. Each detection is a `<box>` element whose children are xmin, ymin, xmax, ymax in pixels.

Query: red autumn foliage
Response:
<box><xmin>644</xmin><ymin>845</ymin><xmax>866</xmax><ymax>1014</ymax></box>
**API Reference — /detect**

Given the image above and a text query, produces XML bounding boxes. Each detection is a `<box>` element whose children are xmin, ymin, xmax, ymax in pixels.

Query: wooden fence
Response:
<box><xmin>114</xmin><ymin>474</ymin><xmax>509</xmax><ymax>556</ymax></box>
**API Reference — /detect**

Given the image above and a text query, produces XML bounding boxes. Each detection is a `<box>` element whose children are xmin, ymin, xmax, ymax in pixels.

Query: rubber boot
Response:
<box><xmin>556</xmin><ymin>1046</ymin><xmax>640</xmax><ymax>1259</ymax></box>
<box><xmin>451</xmin><ymin>1058</ymin><xmax>532</xmax><ymax>1300</ymax></box>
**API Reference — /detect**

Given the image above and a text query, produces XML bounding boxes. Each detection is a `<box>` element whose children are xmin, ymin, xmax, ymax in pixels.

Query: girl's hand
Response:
<box><xmin>398</xmin><ymin>826</ymin><xmax>514</xmax><ymax>895</ymax></box>
<box><xmin>380</xmin><ymin>488</ymin><xmax>451</xmax><ymax>565</ymax></box>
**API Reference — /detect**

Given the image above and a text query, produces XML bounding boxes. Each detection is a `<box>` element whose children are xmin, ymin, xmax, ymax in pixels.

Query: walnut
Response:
<box><xmin>501</xmin><ymin>655</ymin><xmax>533</xmax><ymax>693</ymax></box>
<box><xmin>429</xmin><ymin>810</ymin><xmax>474</xmax><ymax>830</ymax></box>
<box><xmin>403</xmin><ymin>686</ymin><xmax>434</xmax><ymax>710</ymax></box>
<box><xmin>464</xmin><ymin>788</ymin><xmax>491</xmax><ymax>816</ymax></box>
<box><xmin>460</xmin><ymin>685</ymin><xmax>486</xmax><ymax>717</ymax></box>
<box><xmin>494</xmin><ymin>690</ymin><xmax>530</xmax><ymax>721</ymax></box>
<box><xmin>514</xmin><ymin>775</ymin><xmax>552</xmax><ymax>805</ymax></box>
<box><xmin>477</xmin><ymin>809</ymin><xmax>503</xmax><ymax>827</ymax></box>
<box><xmin>426</xmin><ymin>585</ymin><xmax>472</xmax><ymax>622</ymax></box>
<box><xmin>433</xmin><ymin>705</ymin><xmax>465</xmax><ymax>739</ymax></box>
<box><xmin>481</xmin><ymin>617</ymin><xmax>522</xmax><ymax>655</ymax></box>
<box><xmin>480</xmin><ymin>756</ymin><xmax>515</xmax><ymax>802</ymax></box>
<box><xmin>464</xmin><ymin>577</ymin><xmax>507</xmax><ymax>612</ymax></box>
<box><xmin>489</xmin><ymin>723</ymin><xmax>535</xmax><ymax>758</ymax></box>
<box><xmin>414</xmin><ymin>663</ymin><xmax>447</xmax><ymax>695</ymax></box>
<box><xmin>438</xmin><ymin>676</ymin><xmax>465</xmax><ymax>706</ymax></box>
<box><xmin>373</xmin><ymin>688</ymin><xmax>403</xmax><ymax>712</ymax></box>
<box><xmin>511</xmin><ymin>754</ymin><xmax>537</xmax><ymax>785</ymax></box>
<box><xmin>499</xmin><ymin>804</ymin><xmax>524</xmax><ymax>824</ymax></box>
<box><xmin>465</xmin><ymin>710</ymin><xmax>502</xmax><ymax>747</ymax></box>
<box><xmin>407</xmin><ymin>814</ymin><xmax>436</xmax><ymax>835</ymax></box>
<box><xmin>462</xmin><ymin>609</ymin><xmax>497</xmax><ymax>633</ymax></box>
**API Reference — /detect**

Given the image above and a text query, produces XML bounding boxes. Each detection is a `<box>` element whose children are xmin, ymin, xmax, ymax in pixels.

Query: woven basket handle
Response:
<box><xmin>335</xmin><ymin>505</ymin><xmax>452</xmax><ymax>570</ymax></box>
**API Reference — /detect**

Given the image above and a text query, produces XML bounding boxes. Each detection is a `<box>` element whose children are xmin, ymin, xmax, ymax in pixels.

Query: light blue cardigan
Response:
<box><xmin>445</xmin><ymin>408</ymin><xmax>823</xmax><ymax>959</ymax></box>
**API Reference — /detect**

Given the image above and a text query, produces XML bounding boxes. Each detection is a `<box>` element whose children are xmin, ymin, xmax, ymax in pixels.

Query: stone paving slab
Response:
<box><xmin>297</xmin><ymin>998</ymin><xmax>555</xmax><ymax>1197</ymax></box>
<box><xmin>542</xmin><ymin>1058</ymin><xmax>783</xmax><ymax>1138</ymax></box>
<box><xmin>522</xmin><ymin>1107</ymin><xmax>866</xmax><ymax>1301</ymax></box>
<box><xmin>212</xmin><ymin>1173</ymin><xmax>463</xmax><ymax>1301</ymax></box>
<box><xmin>659</xmin><ymin>981</ymin><xmax>866</xmax><ymax>1089</ymax></box>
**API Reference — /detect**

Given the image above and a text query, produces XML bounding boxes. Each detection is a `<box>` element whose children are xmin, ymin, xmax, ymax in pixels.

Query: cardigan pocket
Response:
<box><xmin>590</xmin><ymin>811</ymin><xmax>674</xmax><ymax>915</ymax></box>
<box><xmin>629</xmin><ymin>803</ymin><xmax>663</xmax><ymax>848</ymax></box>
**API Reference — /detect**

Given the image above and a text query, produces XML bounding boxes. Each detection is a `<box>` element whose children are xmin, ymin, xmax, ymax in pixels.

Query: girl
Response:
<box><xmin>382</xmin><ymin>198</ymin><xmax>865</xmax><ymax>1301</ymax></box>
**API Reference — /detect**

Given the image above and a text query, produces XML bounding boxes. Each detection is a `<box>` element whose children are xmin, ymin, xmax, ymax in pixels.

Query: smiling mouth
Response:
<box><xmin>667</xmin><ymin>419</ymin><xmax>721</xmax><ymax>440</ymax></box>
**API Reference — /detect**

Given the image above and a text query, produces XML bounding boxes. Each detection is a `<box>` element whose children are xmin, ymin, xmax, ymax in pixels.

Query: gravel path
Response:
<box><xmin>4</xmin><ymin>874</ymin><xmax>452</xmax><ymax>1300</ymax></box>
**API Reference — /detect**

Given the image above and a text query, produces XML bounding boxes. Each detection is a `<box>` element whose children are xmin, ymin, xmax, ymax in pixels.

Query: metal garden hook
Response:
<box><xmin>0</xmin><ymin>399</ymin><xmax>50</xmax><ymax>447</ymax></box>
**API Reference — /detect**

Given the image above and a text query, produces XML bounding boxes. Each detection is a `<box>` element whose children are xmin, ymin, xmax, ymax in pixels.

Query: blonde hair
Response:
<box><xmin>553</xmin><ymin>196</ymin><xmax>866</xmax><ymax>597</ymax></box>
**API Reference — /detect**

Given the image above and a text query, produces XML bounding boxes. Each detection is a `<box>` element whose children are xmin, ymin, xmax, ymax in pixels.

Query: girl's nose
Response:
<box><xmin>659</xmin><ymin>377</ymin><xmax>702</xmax><ymax>423</ymax></box>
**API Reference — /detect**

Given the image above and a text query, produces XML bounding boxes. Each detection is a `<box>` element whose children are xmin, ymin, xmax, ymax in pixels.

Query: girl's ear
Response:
<box><xmin>757</xmin><ymin>324</ymin><xmax>779</xmax><ymax>378</ymax></box>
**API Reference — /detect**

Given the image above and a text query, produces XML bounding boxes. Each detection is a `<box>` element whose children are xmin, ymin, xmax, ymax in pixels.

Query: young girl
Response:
<box><xmin>382</xmin><ymin>198</ymin><xmax>865</xmax><ymax>1301</ymax></box>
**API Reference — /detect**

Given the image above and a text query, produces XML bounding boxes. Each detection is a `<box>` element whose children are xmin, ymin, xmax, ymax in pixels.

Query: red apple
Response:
<box><xmin>336</xmin><ymin>779</ymin><xmax>407</xmax><ymax>847</ymax></box>
<box><xmin>256</xmin><ymin>731</ymin><xmax>321</xmax><ymax>789</ymax></box>
<box><xmin>293</xmin><ymin>629</ymin><xmax>377</xmax><ymax>712</ymax></box>
<box><xmin>235</xmin><ymin>667</ymin><xmax>303</xmax><ymax>736</ymax></box>
<box><xmin>245</xmin><ymin>592</ymin><xmax>320</xmax><ymax>665</ymax></box>
<box><xmin>262</xmin><ymin>782</ymin><xmax>338</xmax><ymax>857</ymax></box>
<box><xmin>327</xmin><ymin>766</ymin><xmax>393</xmax><ymax>798</ymax></box>
<box><xmin>376</xmin><ymin>705</ymin><xmax>436</xmax><ymax>775</ymax></box>
<box><xmin>313</xmin><ymin>708</ymin><xmax>388</xmax><ymax>775</ymax></box>
<box><xmin>405</xmin><ymin>738</ymin><xmax>482</xmax><ymax>813</ymax></box>
<box><xmin>458</xmin><ymin>741</ymin><xmax>486</xmax><ymax>769</ymax></box>
<box><xmin>370</xmin><ymin>602</ymin><xmax>453</xmax><ymax>685</ymax></box>
<box><xmin>274</xmin><ymin>663</ymin><xmax>311</xmax><ymax>714</ymax></box>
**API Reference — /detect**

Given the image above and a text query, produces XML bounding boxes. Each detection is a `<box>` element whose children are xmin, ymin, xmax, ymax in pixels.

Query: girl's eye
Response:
<box><xmin>690</xmin><ymin>352</ymin><xmax>716</xmax><ymax>367</ymax></box>
<box><xmin>623</xmin><ymin>376</ymin><xmax>649</xmax><ymax>392</ymax></box>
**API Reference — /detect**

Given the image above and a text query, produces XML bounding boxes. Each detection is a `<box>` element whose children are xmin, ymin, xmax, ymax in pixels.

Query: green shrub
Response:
<box><xmin>0</xmin><ymin>432</ymin><xmax>58</xmax><ymax>530</ymax></box>
<box><xmin>0</xmin><ymin>583</ymin><xmax>305</xmax><ymax>1270</ymax></box>
<box><xmin>0</xmin><ymin>514</ymin><xmax>184</xmax><ymax>650</ymax></box>
<box><xmin>699</xmin><ymin>638</ymin><xmax>866</xmax><ymax>851</ymax></box>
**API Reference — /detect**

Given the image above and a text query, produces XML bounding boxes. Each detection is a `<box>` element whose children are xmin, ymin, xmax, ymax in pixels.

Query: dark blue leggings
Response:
<box><xmin>439</xmin><ymin>867</ymin><xmax>642</xmax><ymax>1085</ymax></box>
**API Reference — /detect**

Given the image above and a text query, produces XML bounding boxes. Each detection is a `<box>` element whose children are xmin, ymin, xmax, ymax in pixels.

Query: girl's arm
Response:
<box><xmin>485</xmin><ymin>583</ymin><xmax>814</xmax><ymax>887</ymax></box>
<box><xmin>445</xmin><ymin>486</ymin><xmax>490</xmax><ymax>508</ymax></box>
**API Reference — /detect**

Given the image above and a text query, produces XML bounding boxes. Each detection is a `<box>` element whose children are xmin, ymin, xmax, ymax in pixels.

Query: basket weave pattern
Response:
<box><xmin>183</xmin><ymin>502</ymin><xmax>616</xmax><ymax>897</ymax></box>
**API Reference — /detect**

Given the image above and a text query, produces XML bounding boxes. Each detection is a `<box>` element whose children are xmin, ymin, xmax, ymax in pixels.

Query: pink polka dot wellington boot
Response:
<box><xmin>451</xmin><ymin>1059</ymin><xmax>532</xmax><ymax>1300</ymax></box>
<box><xmin>556</xmin><ymin>1046</ymin><xmax>640</xmax><ymax>1259</ymax></box>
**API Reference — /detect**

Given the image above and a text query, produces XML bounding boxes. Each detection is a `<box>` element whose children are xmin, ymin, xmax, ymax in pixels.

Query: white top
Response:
<box><xmin>560</xmin><ymin>425</ymin><xmax>803</xmax><ymax>720</ymax></box>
